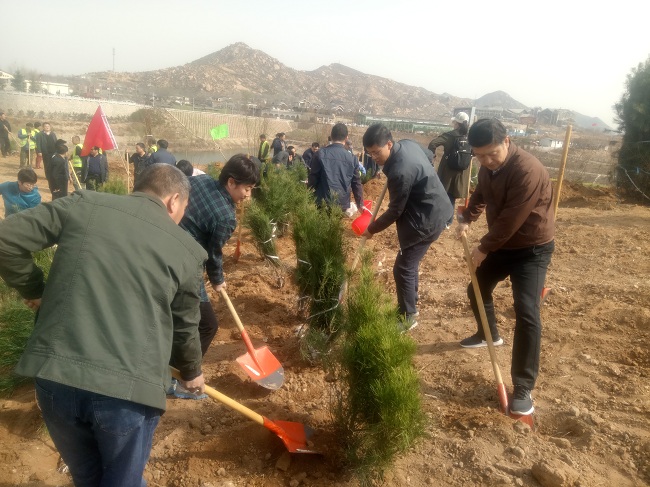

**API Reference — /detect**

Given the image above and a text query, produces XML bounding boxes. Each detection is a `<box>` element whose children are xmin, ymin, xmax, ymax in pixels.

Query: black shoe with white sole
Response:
<box><xmin>459</xmin><ymin>333</ymin><xmax>504</xmax><ymax>348</ymax></box>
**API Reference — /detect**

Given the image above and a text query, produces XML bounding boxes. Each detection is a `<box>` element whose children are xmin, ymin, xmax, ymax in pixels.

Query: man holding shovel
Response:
<box><xmin>0</xmin><ymin>164</ymin><xmax>206</xmax><ymax>486</ymax></box>
<box><xmin>361</xmin><ymin>123</ymin><xmax>453</xmax><ymax>331</ymax></box>
<box><xmin>176</xmin><ymin>154</ymin><xmax>259</xmax><ymax>397</ymax></box>
<box><xmin>456</xmin><ymin>118</ymin><xmax>554</xmax><ymax>416</ymax></box>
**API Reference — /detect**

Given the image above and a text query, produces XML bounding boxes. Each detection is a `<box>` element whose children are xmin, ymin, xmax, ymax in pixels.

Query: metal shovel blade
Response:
<box><xmin>262</xmin><ymin>418</ymin><xmax>319</xmax><ymax>454</ymax></box>
<box><xmin>509</xmin><ymin>412</ymin><xmax>535</xmax><ymax>429</ymax></box>
<box><xmin>236</xmin><ymin>346</ymin><xmax>285</xmax><ymax>390</ymax></box>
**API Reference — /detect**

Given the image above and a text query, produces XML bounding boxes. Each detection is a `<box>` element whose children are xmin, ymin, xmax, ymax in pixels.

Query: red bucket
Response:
<box><xmin>351</xmin><ymin>200</ymin><xmax>373</xmax><ymax>235</ymax></box>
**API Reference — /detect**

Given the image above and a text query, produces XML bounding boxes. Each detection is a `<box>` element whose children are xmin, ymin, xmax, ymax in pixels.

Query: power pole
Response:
<box><xmin>112</xmin><ymin>48</ymin><xmax>115</xmax><ymax>72</ymax></box>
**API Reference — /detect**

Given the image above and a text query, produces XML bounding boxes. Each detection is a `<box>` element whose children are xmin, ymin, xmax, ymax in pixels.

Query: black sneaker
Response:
<box><xmin>510</xmin><ymin>385</ymin><xmax>534</xmax><ymax>415</ymax></box>
<box><xmin>459</xmin><ymin>333</ymin><xmax>504</xmax><ymax>348</ymax></box>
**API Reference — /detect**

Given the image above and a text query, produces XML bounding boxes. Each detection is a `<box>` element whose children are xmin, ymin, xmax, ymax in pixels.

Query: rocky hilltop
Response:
<box><xmin>88</xmin><ymin>43</ymin><xmax>472</xmax><ymax>120</ymax></box>
<box><xmin>85</xmin><ymin>43</ymin><xmax>608</xmax><ymax>128</ymax></box>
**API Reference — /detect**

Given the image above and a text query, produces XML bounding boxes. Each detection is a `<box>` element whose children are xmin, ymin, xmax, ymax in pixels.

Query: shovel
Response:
<box><xmin>339</xmin><ymin>179</ymin><xmax>389</xmax><ymax>303</ymax></box>
<box><xmin>233</xmin><ymin>202</ymin><xmax>245</xmax><ymax>262</ymax></box>
<box><xmin>461</xmin><ymin>236</ymin><xmax>535</xmax><ymax>430</ymax></box>
<box><xmin>170</xmin><ymin>368</ymin><xmax>318</xmax><ymax>453</ymax></box>
<box><xmin>220</xmin><ymin>288</ymin><xmax>284</xmax><ymax>390</ymax></box>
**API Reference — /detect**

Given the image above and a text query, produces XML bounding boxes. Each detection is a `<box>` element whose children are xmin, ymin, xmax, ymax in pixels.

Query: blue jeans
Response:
<box><xmin>35</xmin><ymin>378</ymin><xmax>161</xmax><ymax>487</ymax></box>
<box><xmin>467</xmin><ymin>241</ymin><xmax>554</xmax><ymax>390</ymax></box>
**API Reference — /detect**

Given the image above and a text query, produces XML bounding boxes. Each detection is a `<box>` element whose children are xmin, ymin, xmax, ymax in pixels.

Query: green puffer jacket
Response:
<box><xmin>0</xmin><ymin>191</ymin><xmax>207</xmax><ymax>410</ymax></box>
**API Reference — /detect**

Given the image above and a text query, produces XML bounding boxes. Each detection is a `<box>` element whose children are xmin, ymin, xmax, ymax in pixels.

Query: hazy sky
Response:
<box><xmin>2</xmin><ymin>0</ymin><xmax>648</xmax><ymax>127</ymax></box>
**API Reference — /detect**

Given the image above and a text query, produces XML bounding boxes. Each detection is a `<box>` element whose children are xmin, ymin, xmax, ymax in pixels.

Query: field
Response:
<box><xmin>0</xmin><ymin>142</ymin><xmax>648</xmax><ymax>487</ymax></box>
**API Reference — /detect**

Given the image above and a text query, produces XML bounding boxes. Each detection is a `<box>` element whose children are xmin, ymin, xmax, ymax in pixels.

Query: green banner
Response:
<box><xmin>210</xmin><ymin>124</ymin><xmax>229</xmax><ymax>140</ymax></box>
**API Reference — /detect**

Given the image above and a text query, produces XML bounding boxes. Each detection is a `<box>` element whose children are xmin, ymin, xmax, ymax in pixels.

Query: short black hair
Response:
<box><xmin>330</xmin><ymin>123</ymin><xmax>348</xmax><ymax>142</ymax></box>
<box><xmin>56</xmin><ymin>144</ymin><xmax>68</xmax><ymax>155</ymax></box>
<box><xmin>176</xmin><ymin>159</ymin><xmax>194</xmax><ymax>177</ymax></box>
<box><xmin>134</xmin><ymin>164</ymin><xmax>190</xmax><ymax>200</ymax></box>
<box><xmin>259</xmin><ymin>134</ymin><xmax>266</xmax><ymax>140</ymax></box>
<box><xmin>219</xmin><ymin>154</ymin><xmax>260</xmax><ymax>186</ymax></box>
<box><xmin>468</xmin><ymin>118</ymin><xmax>508</xmax><ymax>147</ymax></box>
<box><xmin>363</xmin><ymin>123</ymin><xmax>393</xmax><ymax>148</ymax></box>
<box><xmin>157</xmin><ymin>139</ymin><xmax>169</xmax><ymax>149</ymax></box>
<box><xmin>311</xmin><ymin>142</ymin><xmax>319</xmax><ymax>149</ymax></box>
<box><xmin>136</xmin><ymin>142</ymin><xmax>146</xmax><ymax>150</ymax></box>
<box><xmin>18</xmin><ymin>167</ymin><xmax>37</xmax><ymax>184</ymax></box>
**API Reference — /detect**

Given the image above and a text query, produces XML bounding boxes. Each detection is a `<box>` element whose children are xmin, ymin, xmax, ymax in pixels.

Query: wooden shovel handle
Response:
<box><xmin>460</xmin><ymin>234</ymin><xmax>505</xmax><ymax>386</ymax></box>
<box><xmin>170</xmin><ymin>367</ymin><xmax>264</xmax><ymax>425</ymax></box>
<box><xmin>220</xmin><ymin>288</ymin><xmax>246</xmax><ymax>334</ymax></box>
<box><xmin>350</xmin><ymin>178</ymin><xmax>389</xmax><ymax>272</ymax></box>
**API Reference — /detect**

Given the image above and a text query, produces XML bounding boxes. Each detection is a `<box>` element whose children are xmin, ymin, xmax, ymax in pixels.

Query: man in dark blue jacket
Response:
<box><xmin>308</xmin><ymin>123</ymin><xmax>363</xmax><ymax>211</ymax></box>
<box><xmin>362</xmin><ymin>123</ymin><xmax>453</xmax><ymax>331</ymax></box>
<box><xmin>149</xmin><ymin>139</ymin><xmax>177</xmax><ymax>165</ymax></box>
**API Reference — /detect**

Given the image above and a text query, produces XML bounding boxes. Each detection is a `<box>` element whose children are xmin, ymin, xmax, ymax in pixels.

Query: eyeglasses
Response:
<box><xmin>366</xmin><ymin>146</ymin><xmax>386</xmax><ymax>159</ymax></box>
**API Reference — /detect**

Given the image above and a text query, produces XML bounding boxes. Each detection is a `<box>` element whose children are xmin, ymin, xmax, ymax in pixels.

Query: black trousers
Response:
<box><xmin>393</xmin><ymin>228</ymin><xmax>444</xmax><ymax>315</ymax></box>
<box><xmin>467</xmin><ymin>241</ymin><xmax>554</xmax><ymax>390</ymax></box>
<box><xmin>199</xmin><ymin>302</ymin><xmax>219</xmax><ymax>356</ymax></box>
<box><xmin>0</xmin><ymin>135</ymin><xmax>9</xmax><ymax>156</ymax></box>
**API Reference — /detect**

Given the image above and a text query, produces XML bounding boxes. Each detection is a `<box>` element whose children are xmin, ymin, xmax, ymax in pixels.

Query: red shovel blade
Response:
<box><xmin>509</xmin><ymin>412</ymin><xmax>535</xmax><ymax>429</ymax></box>
<box><xmin>236</xmin><ymin>345</ymin><xmax>285</xmax><ymax>390</ymax></box>
<box><xmin>262</xmin><ymin>417</ymin><xmax>319</xmax><ymax>454</ymax></box>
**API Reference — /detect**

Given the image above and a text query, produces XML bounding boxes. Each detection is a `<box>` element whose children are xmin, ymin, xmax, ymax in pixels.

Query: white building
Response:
<box><xmin>539</xmin><ymin>138</ymin><xmax>563</xmax><ymax>149</ymax></box>
<box><xmin>25</xmin><ymin>80</ymin><xmax>71</xmax><ymax>96</ymax></box>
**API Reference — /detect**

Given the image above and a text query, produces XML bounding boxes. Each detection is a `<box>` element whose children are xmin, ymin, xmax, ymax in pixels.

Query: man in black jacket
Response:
<box><xmin>362</xmin><ymin>124</ymin><xmax>453</xmax><ymax>331</ymax></box>
<box><xmin>302</xmin><ymin>142</ymin><xmax>319</xmax><ymax>170</ymax></box>
<box><xmin>308</xmin><ymin>123</ymin><xmax>363</xmax><ymax>211</ymax></box>
<box><xmin>149</xmin><ymin>139</ymin><xmax>177</xmax><ymax>165</ymax></box>
<box><xmin>35</xmin><ymin>122</ymin><xmax>58</xmax><ymax>188</ymax></box>
<box><xmin>0</xmin><ymin>112</ymin><xmax>11</xmax><ymax>157</ymax></box>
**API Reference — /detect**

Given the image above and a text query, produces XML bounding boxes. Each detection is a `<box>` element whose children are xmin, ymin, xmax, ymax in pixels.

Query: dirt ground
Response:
<box><xmin>0</xmin><ymin>151</ymin><xmax>649</xmax><ymax>487</ymax></box>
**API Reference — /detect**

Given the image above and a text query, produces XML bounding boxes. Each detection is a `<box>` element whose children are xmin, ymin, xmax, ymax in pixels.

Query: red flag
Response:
<box><xmin>81</xmin><ymin>105</ymin><xmax>117</xmax><ymax>156</ymax></box>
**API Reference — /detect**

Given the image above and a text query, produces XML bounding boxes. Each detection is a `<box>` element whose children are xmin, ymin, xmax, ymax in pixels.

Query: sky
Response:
<box><xmin>2</xmin><ymin>0</ymin><xmax>648</xmax><ymax>128</ymax></box>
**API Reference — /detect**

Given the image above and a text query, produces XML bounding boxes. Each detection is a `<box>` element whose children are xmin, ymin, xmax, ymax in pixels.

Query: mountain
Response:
<box><xmin>85</xmin><ymin>43</ymin><xmax>605</xmax><ymax>128</ymax></box>
<box><xmin>475</xmin><ymin>90</ymin><xmax>527</xmax><ymax>110</ymax></box>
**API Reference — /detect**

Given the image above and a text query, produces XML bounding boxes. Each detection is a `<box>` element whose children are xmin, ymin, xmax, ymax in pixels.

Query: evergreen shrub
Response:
<box><xmin>333</xmin><ymin>253</ymin><xmax>425</xmax><ymax>484</ymax></box>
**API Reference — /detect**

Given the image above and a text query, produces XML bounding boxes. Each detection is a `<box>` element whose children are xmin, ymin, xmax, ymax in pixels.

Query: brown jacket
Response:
<box><xmin>462</xmin><ymin>142</ymin><xmax>554</xmax><ymax>253</ymax></box>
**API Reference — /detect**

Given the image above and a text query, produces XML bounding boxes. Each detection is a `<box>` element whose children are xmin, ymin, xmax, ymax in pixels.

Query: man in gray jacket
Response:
<box><xmin>362</xmin><ymin>124</ymin><xmax>453</xmax><ymax>331</ymax></box>
<box><xmin>0</xmin><ymin>164</ymin><xmax>207</xmax><ymax>487</ymax></box>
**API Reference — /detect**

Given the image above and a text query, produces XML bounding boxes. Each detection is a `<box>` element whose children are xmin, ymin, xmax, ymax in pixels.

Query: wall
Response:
<box><xmin>0</xmin><ymin>91</ymin><xmax>142</xmax><ymax>118</ymax></box>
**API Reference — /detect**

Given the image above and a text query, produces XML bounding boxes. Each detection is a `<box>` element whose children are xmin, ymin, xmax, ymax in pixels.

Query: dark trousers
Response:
<box><xmin>393</xmin><ymin>229</ymin><xmax>444</xmax><ymax>315</ymax></box>
<box><xmin>199</xmin><ymin>301</ymin><xmax>219</xmax><ymax>356</ymax></box>
<box><xmin>20</xmin><ymin>149</ymin><xmax>33</xmax><ymax>167</ymax></box>
<box><xmin>467</xmin><ymin>241</ymin><xmax>554</xmax><ymax>390</ymax></box>
<box><xmin>0</xmin><ymin>135</ymin><xmax>9</xmax><ymax>156</ymax></box>
<box><xmin>35</xmin><ymin>378</ymin><xmax>161</xmax><ymax>487</ymax></box>
<box><xmin>86</xmin><ymin>176</ymin><xmax>102</xmax><ymax>191</ymax></box>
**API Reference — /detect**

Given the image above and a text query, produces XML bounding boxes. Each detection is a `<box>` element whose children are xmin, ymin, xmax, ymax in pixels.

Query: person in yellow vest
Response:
<box><xmin>69</xmin><ymin>136</ymin><xmax>84</xmax><ymax>184</ymax></box>
<box><xmin>147</xmin><ymin>136</ymin><xmax>158</xmax><ymax>154</ymax></box>
<box><xmin>18</xmin><ymin>123</ymin><xmax>37</xmax><ymax>167</ymax></box>
<box><xmin>32</xmin><ymin>122</ymin><xmax>42</xmax><ymax>169</ymax></box>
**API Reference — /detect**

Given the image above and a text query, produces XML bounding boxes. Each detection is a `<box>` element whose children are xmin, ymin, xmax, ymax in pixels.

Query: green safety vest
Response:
<box><xmin>71</xmin><ymin>144</ymin><xmax>83</xmax><ymax>167</ymax></box>
<box><xmin>19</xmin><ymin>129</ymin><xmax>36</xmax><ymax>150</ymax></box>
<box><xmin>148</xmin><ymin>144</ymin><xmax>157</xmax><ymax>154</ymax></box>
